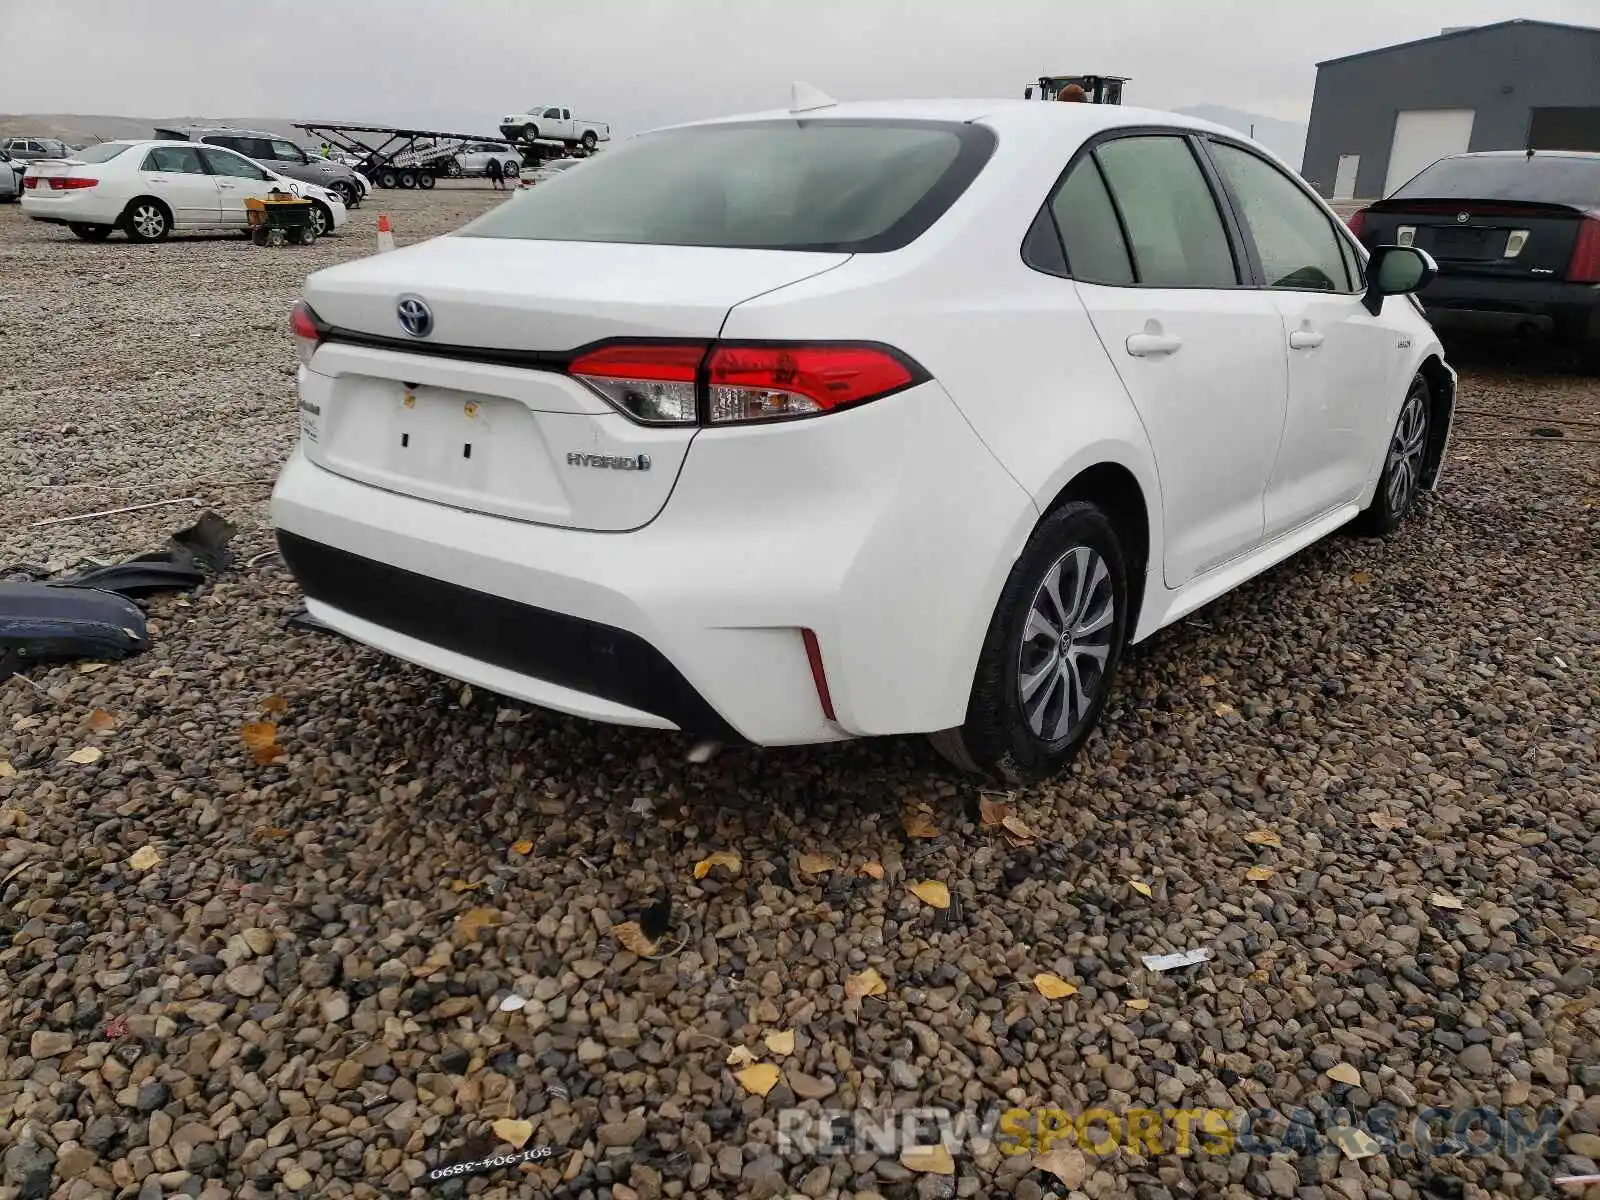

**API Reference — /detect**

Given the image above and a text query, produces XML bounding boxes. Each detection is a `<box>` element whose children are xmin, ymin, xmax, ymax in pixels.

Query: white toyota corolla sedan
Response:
<box><xmin>271</xmin><ymin>98</ymin><xmax>1454</xmax><ymax>778</ymax></box>
<box><xmin>21</xmin><ymin>139</ymin><xmax>347</xmax><ymax>242</ymax></box>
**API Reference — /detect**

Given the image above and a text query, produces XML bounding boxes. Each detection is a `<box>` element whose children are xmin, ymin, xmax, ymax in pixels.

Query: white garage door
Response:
<box><xmin>1384</xmin><ymin>109</ymin><xmax>1475</xmax><ymax>197</ymax></box>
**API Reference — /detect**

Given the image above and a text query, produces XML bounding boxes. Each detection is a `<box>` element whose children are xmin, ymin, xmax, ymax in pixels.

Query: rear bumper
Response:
<box><xmin>271</xmin><ymin>383</ymin><xmax>1036</xmax><ymax>745</ymax></box>
<box><xmin>1421</xmin><ymin>275</ymin><xmax>1600</xmax><ymax>343</ymax></box>
<box><xmin>21</xmin><ymin>192</ymin><xmax>118</xmax><ymax>226</ymax></box>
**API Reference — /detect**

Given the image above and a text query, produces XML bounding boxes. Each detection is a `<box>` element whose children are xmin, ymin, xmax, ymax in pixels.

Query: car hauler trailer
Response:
<box><xmin>293</xmin><ymin>122</ymin><xmax>520</xmax><ymax>189</ymax></box>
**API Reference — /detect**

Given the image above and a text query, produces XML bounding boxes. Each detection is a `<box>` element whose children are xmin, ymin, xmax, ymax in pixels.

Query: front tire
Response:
<box><xmin>932</xmin><ymin>502</ymin><xmax>1129</xmax><ymax>780</ymax></box>
<box><xmin>306</xmin><ymin>201</ymin><xmax>332</xmax><ymax>238</ymax></box>
<box><xmin>123</xmin><ymin>199</ymin><xmax>171</xmax><ymax>242</ymax></box>
<box><xmin>522</xmin><ymin>124</ymin><xmax>539</xmax><ymax>143</ymax></box>
<box><xmin>331</xmin><ymin>180</ymin><xmax>357</xmax><ymax>208</ymax></box>
<box><xmin>1351</xmin><ymin>373</ymin><xmax>1430</xmax><ymax>536</ymax></box>
<box><xmin>69</xmin><ymin>223</ymin><xmax>113</xmax><ymax>241</ymax></box>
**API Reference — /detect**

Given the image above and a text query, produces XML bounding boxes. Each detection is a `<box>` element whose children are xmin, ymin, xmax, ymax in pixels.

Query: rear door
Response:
<box><xmin>139</xmin><ymin>145</ymin><xmax>221</xmax><ymax>226</ymax></box>
<box><xmin>1059</xmin><ymin>132</ymin><xmax>1288</xmax><ymax>587</ymax></box>
<box><xmin>1202</xmin><ymin>138</ymin><xmax>1401</xmax><ymax>536</ymax></box>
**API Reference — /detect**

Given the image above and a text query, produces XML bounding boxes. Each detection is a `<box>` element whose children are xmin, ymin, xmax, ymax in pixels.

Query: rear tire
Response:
<box><xmin>443</xmin><ymin>158</ymin><xmax>462</xmax><ymax>178</ymax></box>
<box><xmin>416</xmin><ymin>172</ymin><xmax>435</xmax><ymax>190</ymax></box>
<box><xmin>522</xmin><ymin>124</ymin><xmax>539</xmax><ymax>143</ymax></box>
<box><xmin>931</xmin><ymin>502</ymin><xmax>1129</xmax><ymax>781</ymax></box>
<box><xmin>581</xmin><ymin>130</ymin><xmax>598</xmax><ymax>151</ymax></box>
<box><xmin>1351</xmin><ymin>372</ymin><xmax>1430</xmax><ymax>536</ymax></box>
<box><xmin>503</xmin><ymin>160</ymin><xmax>519</xmax><ymax>178</ymax></box>
<box><xmin>69</xmin><ymin>223</ymin><xmax>113</xmax><ymax>241</ymax></box>
<box><xmin>122</xmin><ymin>199</ymin><xmax>171</xmax><ymax>242</ymax></box>
<box><xmin>377</xmin><ymin>169</ymin><xmax>398</xmax><ymax>189</ymax></box>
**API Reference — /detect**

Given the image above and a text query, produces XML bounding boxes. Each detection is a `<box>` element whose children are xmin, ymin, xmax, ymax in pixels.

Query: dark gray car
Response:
<box><xmin>0</xmin><ymin>137</ymin><xmax>70</xmax><ymax>164</ymax></box>
<box><xmin>153</xmin><ymin>126</ymin><xmax>367</xmax><ymax>208</ymax></box>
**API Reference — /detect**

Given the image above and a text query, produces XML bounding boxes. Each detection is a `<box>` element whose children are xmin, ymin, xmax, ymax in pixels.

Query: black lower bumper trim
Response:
<box><xmin>275</xmin><ymin>531</ymin><xmax>738</xmax><ymax>740</ymax></box>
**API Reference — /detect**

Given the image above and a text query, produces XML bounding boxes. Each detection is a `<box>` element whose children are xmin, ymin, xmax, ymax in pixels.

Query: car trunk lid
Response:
<box><xmin>299</xmin><ymin>236</ymin><xmax>850</xmax><ymax>531</ymax></box>
<box><xmin>1360</xmin><ymin>198</ymin><xmax>1590</xmax><ymax>281</ymax></box>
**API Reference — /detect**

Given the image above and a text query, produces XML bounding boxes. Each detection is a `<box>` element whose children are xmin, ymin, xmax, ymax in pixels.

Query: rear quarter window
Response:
<box><xmin>458</xmin><ymin>119</ymin><xmax>997</xmax><ymax>253</ymax></box>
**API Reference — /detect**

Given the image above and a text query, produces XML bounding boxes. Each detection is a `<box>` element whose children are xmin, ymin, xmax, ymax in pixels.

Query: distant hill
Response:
<box><xmin>0</xmin><ymin>114</ymin><xmax>314</xmax><ymax>146</ymax></box>
<box><xmin>1174</xmin><ymin>105</ymin><xmax>1309</xmax><ymax>171</ymax></box>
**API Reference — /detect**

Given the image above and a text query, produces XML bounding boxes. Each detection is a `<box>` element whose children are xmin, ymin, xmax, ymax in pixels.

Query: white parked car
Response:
<box><xmin>272</xmin><ymin>99</ymin><xmax>1453</xmax><ymax>778</ymax></box>
<box><xmin>448</xmin><ymin>141</ymin><xmax>521</xmax><ymax>179</ymax></box>
<box><xmin>498</xmin><ymin>106</ymin><xmax>610</xmax><ymax>152</ymax></box>
<box><xmin>21</xmin><ymin>140</ymin><xmax>348</xmax><ymax>242</ymax></box>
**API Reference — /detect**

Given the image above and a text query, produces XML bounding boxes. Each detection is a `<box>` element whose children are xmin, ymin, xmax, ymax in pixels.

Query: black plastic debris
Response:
<box><xmin>286</xmin><ymin>608</ymin><xmax>337</xmax><ymax>635</ymax></box>
<box><xmin>0</xmin><ymin>583</ymin><xmax>150</xmax><ymax>678</ymax></box>
<box><xmin>53</xmin><ymin>511</ymin><xmax>237</xmax><ymax>600</ymax></box>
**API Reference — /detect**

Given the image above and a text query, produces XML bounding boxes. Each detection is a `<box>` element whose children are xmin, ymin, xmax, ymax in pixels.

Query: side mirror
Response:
<box><xmin>1363</xmin><ymin>245</ymin><xmax>1437</xmax><ymax>315</ymax></box>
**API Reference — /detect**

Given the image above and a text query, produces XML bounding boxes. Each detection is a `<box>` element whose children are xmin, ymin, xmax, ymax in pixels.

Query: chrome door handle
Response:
<box><xmin>1126</xmin><ymin>332</ymin><xmax>1182</xmax><ymax>357</ymax></box>
<box><xmin>1290</xmin><ymin>330</ymin><xmax>1325</xmax><ymax>350</ymax></box>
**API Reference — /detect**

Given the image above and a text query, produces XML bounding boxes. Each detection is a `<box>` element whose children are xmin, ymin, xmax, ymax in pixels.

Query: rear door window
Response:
<box><xmin>1093</xmin><ymin>135</ymin><xmax>1239</xmax><ymax>288</ymax></box>
<box><xmin>144</xmin><ymin>146</ymin><xmax>207</xmax><ymax>173</ymax></box>
<box><xmin>460</xmin><ymin>119</ymin><xmax>996</xmax><ymax>253</ymax></box>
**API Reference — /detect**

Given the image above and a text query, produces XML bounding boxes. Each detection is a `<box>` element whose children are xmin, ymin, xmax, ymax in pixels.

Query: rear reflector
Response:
<box><xmin>1569</xmin><ymin>215</ymin><xmax>1600</xmax><ymax>284</ymax></box>
<box><xmin>47</xmin><ymin>177</ymin><xmax>97</xmax><ymax>190</ymax></box>
<box><xmin>567</xmin><ymin>341</ymin><xmax>927</xmax><ymax>426</ymax></box>
<box><xmin>568</xmin><ymin>343</ymin><xmax>704</xmax><ymax>425</ymax></box>
<box><xmin>801</xmin><ymin>628</ymin><xmax>836</xmax><ymax>721</ymax></box>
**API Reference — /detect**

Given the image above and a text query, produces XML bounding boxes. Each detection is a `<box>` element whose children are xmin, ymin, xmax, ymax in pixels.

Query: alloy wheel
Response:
<box><xmin>1016</xmin><ymin>545</ymin><xmax>1116</xmax><ymax>742</ymax></box>
<box><xmin>1384</xmin><ymin>385</ymin><xmax>1428</xmax><ymax>514</ymax></box>
<box><xmin>132</xmin><ymin>205</ymin><xmax>165</xmax><ymax>239</ymax></box>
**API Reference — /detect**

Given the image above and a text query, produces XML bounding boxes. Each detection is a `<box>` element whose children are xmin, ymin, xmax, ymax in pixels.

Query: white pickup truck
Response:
<box><xmin>498</xmin><ymin>106</ymin><xmax>611</xmax><ymax>151</ymax></box>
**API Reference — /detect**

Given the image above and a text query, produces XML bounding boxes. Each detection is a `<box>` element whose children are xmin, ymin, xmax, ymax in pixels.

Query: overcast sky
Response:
<box><xmin>3</xmin><ymin>0</ymin><xmax>1596</xmax><ymax>135</ymax></box>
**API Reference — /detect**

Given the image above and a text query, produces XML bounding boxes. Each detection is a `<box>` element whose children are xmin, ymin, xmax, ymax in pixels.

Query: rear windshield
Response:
<box><xmin>73</xmin><ymin>143</ymin><xmax>134</xmax><ymax>164</ymax></box>
<box><xmin>1391</xmin><ymin>154</ymin><xmax>1600</xmax><ymax>208</ymax></box>
<box><xmin>458</xmin><ymin>119</ymin><xmax>996</xmax><ymax>252</ymax></box>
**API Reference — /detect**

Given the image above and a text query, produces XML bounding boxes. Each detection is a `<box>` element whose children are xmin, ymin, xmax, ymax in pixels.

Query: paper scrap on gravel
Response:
<box><xmin>1142</xmin><ymin>948</ymin><xmax>1213</xmax><ymax>971</ymax></box>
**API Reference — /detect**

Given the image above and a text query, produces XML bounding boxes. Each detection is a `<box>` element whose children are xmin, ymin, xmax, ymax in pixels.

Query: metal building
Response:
<box><xmin>1301</xmin><ymin>19</ymin><xmax>1600</xmax><ymax>201</ymax></box>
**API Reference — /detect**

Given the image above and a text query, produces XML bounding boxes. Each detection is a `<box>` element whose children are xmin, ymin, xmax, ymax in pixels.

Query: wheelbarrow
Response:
<box><xmin>245</xmin><ymin>191</ymin><xmax>318</xmax><ymax>246</ymax></box>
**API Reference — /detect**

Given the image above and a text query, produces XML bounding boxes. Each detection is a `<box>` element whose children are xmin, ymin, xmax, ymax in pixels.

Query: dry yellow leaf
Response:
<box><xmin>0</xmin><ymin>760</ymin><xmax>16</xmax><ymax>778</ymax></box>
<box><xmin>1033</xmin><ymin>973</ymin><xmax>1078</xmax><ymax>1000</ymax></box>
<box><xmin>255</xmin><ymin>826</ymin><xmax>291</xmax><ymax>840</ymax></box>
<box><xmin>66</xmin><ymin>746</ymin><xmax>104</xmax><ymax>765</ymax></box>
<box><xmin>1000</xmin><ymin>814</ymin><xmax>1034</xmax><ymax>842</ymax></box>
<box><xmin>764</xmin><ymin>1029</ymin><xmax>795</xmax><ymax>1057</ymax></box>
<box><xmin>87</xmin><ymin>708</ymin><xmax>117</xmax><ymax>732</ymax></box>
<box><xmin>455</xmin><ymin>907</ymin><xmax>500</xmax><ymax>941</ymax></box>
<box><xmin>693</xmin><ymin>850</ymin><xmax>742</xmax><ymax>879</ymax></box>
<box><xmin>845</xmin><ymin>967</ymin><xmax>888</xmax><ymax>1000</ymax></box>
<box><xmin>128</xmin><ymin>845</ymin><xmax>160</xmax><ymax>871</ymax></box>
<box><xmin>1326</xmin><ymin>1062</ymin><xmax>1362</xmax><ymax>1086</ymax></box>
<box><xmin>902</xmin><ymin>812</ymin><xmax>939</xmax><ymax>839</ymax></box>
<box><xmin>511</xmin><ymin>839</ymin><xmax>534</xmax><ymax>855</ymax></box>
<box><xmin>726</xmin><ymin>1045</ymin><xmax>756</xmax><ymax>1068</ymax></box>
<box><xmin>1198</xmin><ymin>675</ymin><xmax>1217</xmax><ymax>687</ymax></box>
<box><xmin>77</xmin><ymin>662</ymin><xmax>108</xmax><ymax>674</ymax></box>
<box><xmin>859</xmin><ymin>861</ymin><xmax>885</xmax><ymax>880</ymax></box>
<box><xmin>1246</xmin><ymin>866</ymin><xmax>1274</xmax><ymax>882</ymax></box>
<box><xmin>1213</xmin><ymin>702</ymin><xmax>1236</xmax><ymax>717</ymax></box>
<box><xmin>1245</xmin><ymin>829</ymin><xmax>1282</xmax><ymax>848</ymax></box>
<box><xmin>734</xmin><ymin>1062</ymin><xmax>781</xmax><ymax>1097</ymax></box>
<box><xmin>449</xmin><ymin>880</ymin><xmax>482</xmax><ymax>893</ymax></box>
<box><xmin>1130</xmin><ymin>879</ymin><xmax>1153</xmax><ymax>897</ymax></box>
<box><xmin>613</xmin><ymin>921</ymin><xmax>660</xmax><ymax>956</ymax></box>
<box><xmin>1351</xmin><ymin>571</ymin><xmax>1373</xmax><ymax>586</ymax></box>
<box><xmin>1126</xmin><ymin>997</ymin><xmax>1151</xmax><ymax>1011</ymax></box>
<box><xmin>797</xmin><ymin>852</ymin><xmax>837</xmax><ymax>875</ymax></box>
<box><xmin>240</xmin><ymin>722</ymin><xmax>278</xmax><ymax>749</ymax></box>
<box><xmin>978</xmin><ymin>796</ymin><xmax>1011</xmax><ymax>827</ymax></box>
<box><xmin>261</xmin><ymin>694</ymin><xmax>289</xmax><ymax>714</ymax></box>
<box><xmin>908</xmin><ymin>880</ymin><xmax>951</xmax><ymax>909</ymax></box>
<box><xmin>1369</xmin><ymin>812</ymin><xmax>1408</xmax><ymax>832</ymax></box>
<box><xmin>1248</xmin><ymin>968</ymin><xmax>1270</xmax><ymax>982</ymax></box>
<box><xmin>1429</xmin><ymin>893</ymin><xmax>1464</xmax><ymax>911</ymax></box>
<box><xmin>492</xmin><ymin>1118</ymin><xmax>534</xmax><ymax>1149</ymax></box>
<box><xmin>900</xmin><ymin>1145</ymin><xmax>955</xmax><ymax>1175</ymax></box>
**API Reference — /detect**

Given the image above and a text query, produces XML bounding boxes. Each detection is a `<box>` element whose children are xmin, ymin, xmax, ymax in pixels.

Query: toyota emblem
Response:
<box><xmin>396</xmin><ymin>295</ymin><xmax>433</xmax><ymax>338</ymax></box>
<box><xmin>1456</xmin><ymin>212</ymin><xmax>1470</xmax><ymax>224</ymax></box>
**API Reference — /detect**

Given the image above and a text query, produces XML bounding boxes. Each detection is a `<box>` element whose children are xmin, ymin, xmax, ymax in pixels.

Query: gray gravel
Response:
<box><xmin>2</xmin><ymin>186</ymin><xmax>1599</xmax><ymax>1200</ymax></box>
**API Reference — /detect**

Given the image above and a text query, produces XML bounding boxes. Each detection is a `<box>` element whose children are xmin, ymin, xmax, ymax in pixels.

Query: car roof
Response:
<box><xmin>658</xmin><ymin>98</ymin><xmax>1242</xmax><ymax>142</ymax></box>
<box><xmin>1443</xmin><ymin>149</ymin><xmax>1600</xmax><ymax>162</ymax></box>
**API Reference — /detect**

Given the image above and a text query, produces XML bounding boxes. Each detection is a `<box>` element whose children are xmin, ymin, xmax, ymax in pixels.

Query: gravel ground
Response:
<box><xmin>2</xmin><ymin>184</ymin><xmax>1599</xmax><ymax>1200</ymax></box>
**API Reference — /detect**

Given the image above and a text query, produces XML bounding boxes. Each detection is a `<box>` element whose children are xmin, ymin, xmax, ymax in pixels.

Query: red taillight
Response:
<box><xmin>801</xmin><ymin>628</ymin><xmax>836</xmax><ymax>721</ymax></box>
<box><xmin>1568</xmin><ymin>215</ymin><xmax>1600</xmax><ymax>284</ymax></box>
<box><xmin>44</xmin><ymin>177</ymin><xmax>97</xmax><ymax>190</ymax></box>
<box><xmin>569</xmin><ymin>343</ymin><xmax>705</xmax><ymax>425</ymax></box>
<box><xmin>22</xmin><ymin>176</ymin><xmax>38</xmax><ymax>189</ymax></box>
<box><xmin>567</xmin><ymin>341</ymin><xmax>925</xmax><ymax>426</ymax></box>
<box><xmin>1346</xmin><ymin>209</ymin><xmax>1367</xmax><ymax>239</ymax></box>
<box><xmin>290</xmin><ymin>300</ymin><xmax>324</xmax><ymax>366</ymax></box>
<box><xmin>706</xmin><ymin>343</ymin><xmax>918</xmax><ymax>423</ymax></box>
